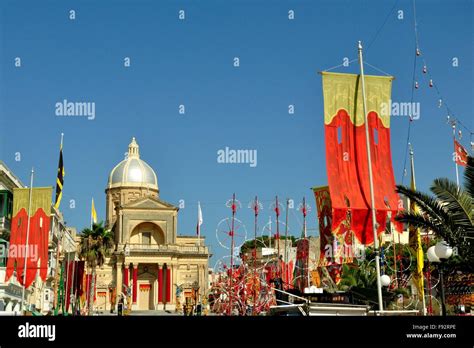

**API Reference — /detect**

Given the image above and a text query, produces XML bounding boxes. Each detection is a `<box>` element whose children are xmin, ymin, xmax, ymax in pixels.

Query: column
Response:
<box><xmin>132</xmin><ymin>264</ymin><xmax>138</xmax><ymax>304</ymax></box>
<box><xmin>172</xmin><ymin>264</ymin><xmax>178</xmax><ymax>310</ymax></box>
<box><xmin>155</xmin><ymin>263</ymin><xmax>161</xmax><ymax>309</ymax></box>
<box><xmin>123</xmin><ymin>264</ymin><xmax>129</xmax><ymax>288</ymax></box>
<box><xmin>115</xmin><ymin>262</ymin><xmax>122</xmax><ymax>312</ymax></box>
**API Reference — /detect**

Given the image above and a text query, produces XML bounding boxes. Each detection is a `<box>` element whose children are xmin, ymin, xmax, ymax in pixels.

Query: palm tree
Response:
<box><xmin>79</xmin><ymin>222</ymin><xmax>114</xmax><ymax>315</ymax></box>
<box><xmin>395</xmin><ymin>156</ymin><xmax>474</xmax><ymax>269</ymax></box>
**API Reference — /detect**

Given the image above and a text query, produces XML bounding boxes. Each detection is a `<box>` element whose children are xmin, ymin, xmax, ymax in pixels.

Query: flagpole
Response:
<box><xmin>453</xmin><ymin>124</ymin><xmax>460</xmax><ymax>189</ymax></box>
<box><xmin>284</xmin><ymin>198</ymin><xmax>289</xmax><ymax>289</ymax></box>
<box><xmin>21</xmin><ymin>168</ymin><xmax>34</xmax><ymax>315</ymax></box>
<box><xmin>409</xmin><ymin>144</ymin><xmax>426</xmax><ymax>316</ymax></box>
<box><xmin>358</xmin><ymin>41</ymin><xmax>384</xmax><ymax>313</ymax></box>
<box><xmin>53</xmin><ymin>133</ymin><xmax>65</xmax><ymax>314</ymax></box>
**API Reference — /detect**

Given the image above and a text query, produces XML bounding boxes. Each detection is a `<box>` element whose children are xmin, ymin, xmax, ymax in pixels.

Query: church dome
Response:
<box><xmin>108</xmin><ymin>137</ymin><xmax>158</xmax><ymax>190</ymax></box>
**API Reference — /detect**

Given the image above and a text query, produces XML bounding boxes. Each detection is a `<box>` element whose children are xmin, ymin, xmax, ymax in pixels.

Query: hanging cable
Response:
<box><xmin>366</xmin><ymin>0</ymin><xmax>401</xmax><ymax>54</ymax></box>
<box><xmin>400</xmin><ymin>0</ymin><xmax>419</xmax><ymax>185</ymax></box>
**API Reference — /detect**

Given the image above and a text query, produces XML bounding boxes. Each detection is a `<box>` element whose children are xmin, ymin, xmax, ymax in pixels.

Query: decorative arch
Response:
<box><xmin>129</xmin><ymin>222</ymin><xmax>165</xmax><ymax>245</ymax></box>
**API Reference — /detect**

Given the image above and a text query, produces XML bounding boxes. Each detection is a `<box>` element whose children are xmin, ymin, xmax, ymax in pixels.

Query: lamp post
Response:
<box><xmin>427</xmin><ymin>242</ymin><xmax>453</xmax><ymax>316</ymax></box>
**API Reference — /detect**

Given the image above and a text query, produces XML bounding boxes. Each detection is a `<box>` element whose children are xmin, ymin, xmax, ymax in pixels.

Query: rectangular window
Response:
<box><xmin>142</xmin><ymin>232</ymin><xmax>151</xmax><ymax>245</ymax></box>
<box><xmin>7</xmin><ymin>195</ymin><xmax>12</xmax><ymax>219</ymax></box>
<box><xmin>0</xmin><ymin>193</ymin><xmax>5</xmax><ymax>218</ymax></box>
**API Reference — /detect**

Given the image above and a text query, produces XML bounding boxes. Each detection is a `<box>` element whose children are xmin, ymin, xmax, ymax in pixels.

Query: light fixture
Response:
<box><xmin>381</xmin><ymin>274</ymin><xmax>391</xmax><ymax>287</ymax></box>
<box><xmin>427</xmin><ymin>245</ymin><xmax>440</xmax><ymax>263</ymax></box>
<box><xmin>434</xmin><ymin>241</ymin><xmax>453</xmax><ymax>260</ymax></box>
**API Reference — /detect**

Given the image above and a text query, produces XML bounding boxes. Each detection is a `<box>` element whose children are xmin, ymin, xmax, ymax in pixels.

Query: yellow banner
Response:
<box><xmin>13</xmin><ymin>187</ymin><xmax>53</xmax><ymax>216</ymax></box>
<box><xmin>321</xmin><ymin>72</ymin><xmax>393</xmax><ymax>127</ymax></box>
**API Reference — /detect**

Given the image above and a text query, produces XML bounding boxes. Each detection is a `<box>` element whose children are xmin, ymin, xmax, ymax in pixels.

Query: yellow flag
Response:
<box><xmin>409</xmin><ymin>150</ymin><xmax>425</xmax><ymax>301</ymax></box>
<box><xmin>91</xmin><ymin>198</ymin><xmax>97</xmax><ymax>224</ymax></box>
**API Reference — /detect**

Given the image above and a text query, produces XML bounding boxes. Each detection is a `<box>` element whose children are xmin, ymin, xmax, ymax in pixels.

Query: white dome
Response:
<box><xmin>108</xmin><ymin>137</ymin><xmax>158</xmax><ymax>190</ymax></box>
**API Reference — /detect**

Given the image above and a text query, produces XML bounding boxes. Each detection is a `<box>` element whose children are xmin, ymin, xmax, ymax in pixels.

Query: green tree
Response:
<box><xmin>395</xmin><ymin>156</ymin><xmax>474</xmax><ymax>269</ymax></box>
<box><xmin>79</xmin><ymin>222</ymin><xmax>114</xmax><ymax>315</ymax></box>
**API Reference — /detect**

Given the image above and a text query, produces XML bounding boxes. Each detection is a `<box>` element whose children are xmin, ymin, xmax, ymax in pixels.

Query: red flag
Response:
<box><xmin>454</xmin><ymin>139</ymin><xmax>468</xmax><ymax>167</ymax></box>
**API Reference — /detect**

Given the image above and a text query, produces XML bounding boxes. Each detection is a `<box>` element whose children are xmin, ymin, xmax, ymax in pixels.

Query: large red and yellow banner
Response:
<box><xmin>322</xmin><ymin>72</ymin><xmax>402</xmax><ymax>245</ymax></box>
<box><xmin>5</xmin><ymin>187</ymin><xmax>52</xmax><ymax>288</ymax></box>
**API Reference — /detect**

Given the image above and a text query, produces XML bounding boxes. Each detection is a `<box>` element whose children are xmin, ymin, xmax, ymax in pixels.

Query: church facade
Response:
<box><xmin>94</xmin><ymin>138</ymin><xmax>209</xmax><ymax>312</ymax></box>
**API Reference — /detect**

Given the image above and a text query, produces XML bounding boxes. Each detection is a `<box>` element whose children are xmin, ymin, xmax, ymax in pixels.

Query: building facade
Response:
<box><xmin>95</xmin><ymin>138</ymin><xmax>210</xmax><ymax>312</ymax></box>
<box><xmin>0</xmin><ymin>160</ymin><xmax>77</xmax><ymax>315</ymax></box>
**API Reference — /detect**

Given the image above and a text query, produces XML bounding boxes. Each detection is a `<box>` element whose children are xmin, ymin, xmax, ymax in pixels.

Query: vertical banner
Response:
<box><xmin>321</xmin><ymin>72</ymin><xmax>402</xmax><ymax>245</ymax></box>
<box><xmin>5</xmin><ymin>187</ymin><xmax>52</xmax><ymax>288</ymax></box>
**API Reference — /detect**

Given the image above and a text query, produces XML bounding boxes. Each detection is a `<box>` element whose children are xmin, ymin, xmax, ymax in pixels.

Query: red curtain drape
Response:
<box><xmin>132</xmin><ymin>266</ymin><xmax>138</xmax><ymax>303</ymax></box>
<box><xmin>165</xmin><ymin>269</ymin><xmax>171</xmax><ymax>303</ymax></box>
<box><xmin>158</xmin><ymin>267</ymin><xmax>163</xmax><ymax>303</ymax></box>
<box><xmin>123</xmin><ymin>266</ymin><xmax>129</xmax><ymax>288</ymax></box>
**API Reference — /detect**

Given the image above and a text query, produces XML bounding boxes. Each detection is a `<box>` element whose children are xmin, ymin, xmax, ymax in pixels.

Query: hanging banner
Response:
<box><xmin>454</xmin><ymin>139</ymin><xmax>468</xmax><ymax>167</ymax></box>
<box><xmin>5</xmin><ymin>187</ymin><xmax>52</xmax><ymax>288</ymax></box>
<box><xmin>322</xmin><ymin>72</ymin><xmax>403</xmax><ymax>245</ymax></box>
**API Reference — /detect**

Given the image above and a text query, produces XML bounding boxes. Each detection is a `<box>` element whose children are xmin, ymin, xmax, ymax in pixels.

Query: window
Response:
<box><xmin>142</xmin><ymin>232</ymin><xmax>151</xmax><ymax>245</ymax></box>
<box><xmin>0</xmin><ymin>193</ymin><xmax>5</xmax><ymax>218</ymax></box>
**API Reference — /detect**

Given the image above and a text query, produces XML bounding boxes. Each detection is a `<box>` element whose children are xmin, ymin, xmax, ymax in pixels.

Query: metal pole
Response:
<box><xmin>275</xmin><ymin>196</ymin><xmax>281</xmax><ymax>279</ymax></box>
<box><xmin>358</xmin><ymin>41</ymin><xmax>384</xmax><ymax>312</ymax></box>
<box><xmin>21</xmin><ymin>168</ymin><xmax>34</xmax><ymax>315</ymax></box>
<box><xmin>302</xmin><ymin>197</ymin><xmax>310</xmax><ymax>289</ymax></box>
<box><xmin>453</xmin><ymin>124</ymin><xmax>460</xmax><ymax>189</ymax></box>
<box><xmin>284</xmin><ymin>198</ymin><xmax>289</xmax><ymax>289</ymax></box>
<box><xmin>409</xmin><ymin>145</ymin><xmax>426</xmax><ymax>316</ymax></box>
<box><xmin>253</xmin><ymin>196</ymin><xmax>258</xmax><ymax>316</ymax></box>
<box><xmin>439</xmin><ymin>263</ymin><xmax>447</xmax><ymax>316</ymax></box>
<box><xmin>228</xmin><ymin>193</ymin><xmax>236</xmax><ymax>315</ymax></box>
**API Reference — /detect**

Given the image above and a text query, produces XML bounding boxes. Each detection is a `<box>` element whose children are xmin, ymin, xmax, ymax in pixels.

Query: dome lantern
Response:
<box><xmin>107</xmin><ymin>137</ymin><xmax>158</xmax><ymax>191</ymax></box>
<box><xmin>128</xmin><ymin>137</ymin><xmax>140</xmax><ymax>159</ymax></box>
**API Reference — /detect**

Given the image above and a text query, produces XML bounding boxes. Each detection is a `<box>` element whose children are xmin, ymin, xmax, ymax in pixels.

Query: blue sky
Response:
<box><xmin>0</xmin><ymin>0</ymin><xmax>472</xmax><ymax>264</ymax></box>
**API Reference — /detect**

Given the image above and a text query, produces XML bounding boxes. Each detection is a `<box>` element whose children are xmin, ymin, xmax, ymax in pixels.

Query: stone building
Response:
<box><xmin>95</xmin><ymin>138</ymin><xmax>210</xmax><ymax>312</ymax></box>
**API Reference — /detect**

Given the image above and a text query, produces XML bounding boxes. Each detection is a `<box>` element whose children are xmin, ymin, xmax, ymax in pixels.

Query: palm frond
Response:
<box><xmin>431</xmin><ymin>178</ymin><xmax>474</xmax><ymax>229</ymax></box>
<box><xmin>464</xmin><ymin>156</ymin><xmax>474</xmax><ymax>202</ymax></box>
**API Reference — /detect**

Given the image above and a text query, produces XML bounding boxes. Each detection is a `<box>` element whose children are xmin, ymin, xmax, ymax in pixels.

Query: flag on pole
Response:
<box><xmin>54</xmin><ymin>138</ymin><xmax>65</xmax><ymax>209</ymax></box>
<box><xmin>91</xmin><ymin>198</ymin><xmax>97</xmax><ymax>224</ymax></box>
<box><xmin>454</xmin><ymin>139</ymin><xmax>468</xmax><ymax>167</ymax></box>
<box><xmin>321</xmin><ymin>72</ymin><xmax>402</xmax><ymax>245</ymax></box>
<box><xmin>5</xmin><ymin>187</ymin><xmax>52</xmax><ymax>287</ymax></box>
<box><xmin>409</xmin><ymin>149</ymin><xmax>425</xmax><ymax>304</ymax></box>
<box><xmin>197</xmin><ymin>201</ymin><xmax>203</xmax><ymax>237</ymax></box>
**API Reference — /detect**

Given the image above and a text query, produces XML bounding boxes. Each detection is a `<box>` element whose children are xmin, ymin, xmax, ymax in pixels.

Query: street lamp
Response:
<box><xmin>381</xmin><ymin>274</ymin><xmax>391</xmax><ymax>287</ymax></box>
<box><xmin>427</xmin><ymin>242</ymin><xmax>453</xmax><ymax>316</ymax></box>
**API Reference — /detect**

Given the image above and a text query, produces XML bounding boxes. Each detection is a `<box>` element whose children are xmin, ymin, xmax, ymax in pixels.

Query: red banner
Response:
<box><xmin>322</xmin><ymin>72</ymin><xmax>402</xmax><ymax>245</ymax></box>
<box><xmin>5</xmin><ymin>187</ymin><xmax>51</xmax><ymax>288</ymax></box>
<box><xmin>454</xmin><ymin>139</ymin><xmax>468</xmax><ymax>166</ymax></box>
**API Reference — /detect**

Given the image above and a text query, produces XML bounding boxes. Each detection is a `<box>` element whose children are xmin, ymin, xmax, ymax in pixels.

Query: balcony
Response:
<box><xmin>126</xmin><ymin>243</ymin><xmax>209</xmax><ymax>256</ymax></box>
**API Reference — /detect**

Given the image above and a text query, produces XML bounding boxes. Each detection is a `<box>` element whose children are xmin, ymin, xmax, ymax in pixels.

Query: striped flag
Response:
<box><xmin>197</xmin><ymin>201</ymin><xmax>203</xmax><ymax>237</ymax></box>
<box><xmin>54</xmin><ymin>137</ymin><xmax>65</xmax><ymax>209</ymax></box>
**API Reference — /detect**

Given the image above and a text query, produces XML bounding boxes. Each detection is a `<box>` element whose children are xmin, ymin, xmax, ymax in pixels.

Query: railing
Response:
<box><xmin>127</xmin><ymin>243</ymin><xmax>209</xmax><ymax>255</ymax></box>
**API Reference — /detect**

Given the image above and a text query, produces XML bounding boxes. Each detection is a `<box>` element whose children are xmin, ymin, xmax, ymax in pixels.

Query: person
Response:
<box><xmin>118</xmin><ymin>295</ymin><xmax>124</xmax><ymax>316</ymax></box>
